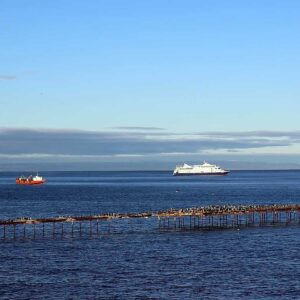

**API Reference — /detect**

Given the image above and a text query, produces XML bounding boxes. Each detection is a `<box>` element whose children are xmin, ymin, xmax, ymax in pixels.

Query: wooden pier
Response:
<box><xmin>1</xmin><ymin>204</ymin><xmax>300</xmax><ymax>240</ymax></box>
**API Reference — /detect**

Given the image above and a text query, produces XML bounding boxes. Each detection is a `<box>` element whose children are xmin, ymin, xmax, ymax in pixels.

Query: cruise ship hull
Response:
<box><xmin>173</xmin><ymin>171</ymin><xmax>229</xmax><ymax>176</ymax></box>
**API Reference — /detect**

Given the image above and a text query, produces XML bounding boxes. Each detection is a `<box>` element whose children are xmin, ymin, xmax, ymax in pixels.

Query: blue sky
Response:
<box><xmin>1</xmin><ymin>0</ymin><xmax>300</xmax><ymax>170</ymax></box>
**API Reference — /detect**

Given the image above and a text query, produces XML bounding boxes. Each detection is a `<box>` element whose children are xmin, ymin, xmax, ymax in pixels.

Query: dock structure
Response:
<box><xmin>1</xmin><ymin>204</ymin><xmax>300</xmax><ymax>240</ymax></box>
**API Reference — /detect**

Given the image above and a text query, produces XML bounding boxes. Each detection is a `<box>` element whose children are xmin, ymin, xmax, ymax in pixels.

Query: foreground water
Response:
<box><xmin>0</xmin><ymin>170</ymin><xmax>300</xmax><ymax>299</ymax></box>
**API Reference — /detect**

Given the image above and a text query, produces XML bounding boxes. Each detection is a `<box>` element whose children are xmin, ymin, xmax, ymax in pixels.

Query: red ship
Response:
<box><xmin>16</xmin><ymin>174</ymin><xmax>46</xmax><ymax>185</ymax></box>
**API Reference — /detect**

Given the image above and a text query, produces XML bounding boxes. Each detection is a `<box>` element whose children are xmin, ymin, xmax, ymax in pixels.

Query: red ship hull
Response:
<box><xmin>16</xmin><ymin>179</ymin><xmax>46</xmax><ymax>185</ymax></box>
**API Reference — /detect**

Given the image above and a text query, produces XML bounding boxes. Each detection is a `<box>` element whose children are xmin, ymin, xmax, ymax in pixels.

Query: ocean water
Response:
<box><xmin>0</xmin><ymin>170</ymin><xmax>300</xmax><ymax>299</ymax></box>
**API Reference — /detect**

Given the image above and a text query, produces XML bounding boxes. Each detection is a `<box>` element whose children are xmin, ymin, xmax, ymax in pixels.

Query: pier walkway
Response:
<box><xmin>1</xmin><ymin>204</ymin><xmax>300</xmax><ymax>240</ymax></box>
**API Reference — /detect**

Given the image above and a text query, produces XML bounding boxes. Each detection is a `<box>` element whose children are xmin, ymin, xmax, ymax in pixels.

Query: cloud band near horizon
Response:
<box><xmin>0</xmin><ymin>128</ymin><xmax>298</xmax><ymax>158</ymax></box>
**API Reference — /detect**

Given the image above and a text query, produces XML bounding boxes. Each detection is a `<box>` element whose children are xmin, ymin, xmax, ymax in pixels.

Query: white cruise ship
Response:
<box><xmin>173</xmin><ymin>161</ymin><xmax>229</xmax><ymax>176</ymax></box>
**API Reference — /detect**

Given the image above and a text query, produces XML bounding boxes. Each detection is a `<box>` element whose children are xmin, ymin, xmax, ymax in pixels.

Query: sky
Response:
<box><xmin>1</xmin><ymin>0</ymin><xmax>300</xmax><ymax>170</ymax></box>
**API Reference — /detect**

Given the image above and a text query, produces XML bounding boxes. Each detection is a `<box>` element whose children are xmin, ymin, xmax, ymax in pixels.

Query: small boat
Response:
<box><xmin>16</xmin><ymin>174</ymin><xmax>46</xmax><ymax>185</ymax></box>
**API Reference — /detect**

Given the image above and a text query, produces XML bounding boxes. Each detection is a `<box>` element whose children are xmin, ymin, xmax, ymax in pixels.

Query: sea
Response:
<box><xmin>0</xmin><ymin>170</ymin><xmax>300</xmax><ymax>299</ymax></box>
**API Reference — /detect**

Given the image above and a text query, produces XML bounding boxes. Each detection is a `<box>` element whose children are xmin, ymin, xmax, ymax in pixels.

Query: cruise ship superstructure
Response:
<box><xmin>173</xmin><ymin>161</ymin><xmax>229</xmax><ymax>176</ymax></box>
